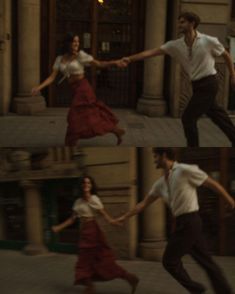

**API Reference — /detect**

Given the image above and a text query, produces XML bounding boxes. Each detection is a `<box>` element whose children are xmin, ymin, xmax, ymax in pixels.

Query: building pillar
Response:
<box><xmin>0</xmin><ymin>206</ymin><xmax>6</xmax><ymax>240</ymax></box>
<box><xmin>21</xmin><ymin>180</ymin><xmax>48</xmax><ymax>255</ymax></box>
<box><xmin>13</xmin><ymin>0</ymin><xmax>46</xmax><ymax>115</ymax></box>
<box><xmin>137</xmin><ymin>0</ymin><xmax>167</xmax><ymax>117</ymax></box>
<box><xmin>0</xmin><ymin>0</ymin><xmax>12</xmax><ymax>115</ymax></box>
<box><xmin>139</xmin><ymin>148</ymin><xmax>166</xmax><ymax>260</ymax></box>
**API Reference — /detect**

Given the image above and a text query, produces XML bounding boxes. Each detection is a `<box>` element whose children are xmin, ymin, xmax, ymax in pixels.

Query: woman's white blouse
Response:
<box><xmin>53</xmin><ymin>50</ymin><xmax>94</xmax><ymax>77</ymax></box>
<box><xmin>72</xmin><ymin>195</ymin><xmax>104</xmax><ymax>218</ymax></box>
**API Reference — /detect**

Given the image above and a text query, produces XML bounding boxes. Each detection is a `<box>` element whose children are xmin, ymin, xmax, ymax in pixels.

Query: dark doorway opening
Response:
<box><xmin>41</xmin><ymin>0</ymin><xmax>145</xmax><ymax>108</ymax></box>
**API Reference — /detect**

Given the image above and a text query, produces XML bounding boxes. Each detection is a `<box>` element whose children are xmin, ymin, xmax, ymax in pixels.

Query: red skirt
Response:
<box><xmin>74</xmin><ymin>220</ymin><xmax>129</xmax><ymax>285</ymax></box>
<box><xmin>65</xmin><ymin>78</ymin><xmax>119</xmax><ymax>146</ymax></box>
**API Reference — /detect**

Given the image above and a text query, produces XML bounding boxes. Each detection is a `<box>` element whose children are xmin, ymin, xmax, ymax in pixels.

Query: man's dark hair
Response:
<box><xmin>152</xmin><ymin>148</ymin><xmax>175</xmax><ymax>160</ymax></box>
<box><xmin>178</xmin><ymin>11</ymin><xmax>201</xmax><ymax>29</ymax></box>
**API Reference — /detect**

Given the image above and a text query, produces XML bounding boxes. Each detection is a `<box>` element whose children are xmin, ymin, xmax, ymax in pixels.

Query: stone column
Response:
<box><xmin>139</xmin><ymin>148</ymin><xmax>166</xmax><ymax>260</ymax></box>
<box><xmin>13</xmin><ymin>0</ymin><xmax>46</xmax><ymax>115</ymax></box>
<box><xmin>137</xmin><ymin>0</ymin><xmax>167</xmax><ymax>116</ymax></box>
<box><xmin>0</xmin><ymin>206</ymin><xmax>6</xmax><ymax>240</ymax></box>
<box><xmin>21</xmin><ymin>180</ymin><xmax>48</xmax><ymax>255</ymax></box>
<box><xmin>0</xmin><ymin>0</ymin><xmax>12</xmax><ymax>115</ymax></box>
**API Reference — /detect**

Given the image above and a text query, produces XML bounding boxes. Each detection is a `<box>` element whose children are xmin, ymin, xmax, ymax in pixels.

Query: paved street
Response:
<box><xmin>0</xmin><ymin>250</ymin><xmax>234</xmax><ymax>294</ymax></box>
<box><xmin>0</xmin><ymin>108</ymin><xmax>235</xmax><ymax>147</ymax></box>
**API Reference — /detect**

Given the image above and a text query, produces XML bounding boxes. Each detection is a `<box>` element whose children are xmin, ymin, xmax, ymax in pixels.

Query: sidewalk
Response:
<box><xmin>0</xmin><ymin>250</ymin><xmax>234</xmax><ymax>293</ymax></box>
<box><xmin>0</xmin><ymin>108</ymin><xmax>234</xmax><ymax>147</ymax></box>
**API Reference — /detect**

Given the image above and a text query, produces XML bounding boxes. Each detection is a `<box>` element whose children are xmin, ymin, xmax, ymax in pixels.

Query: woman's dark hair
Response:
<box><xmin>61</xmin><ymin>32</ymin><xmax>79</xmax><ymax>54</ymax></box>
<box><xmin>152</xmin><ymin>148</ymin><xmax>176</xmax><ymax>160</ymax></box>
<box><xmin>178</xmin><ymin>11</ymin><xmax>201</xmax><ymax>29</ymax></box>
<box><xmin>76</xmin><ymin>175</ymin><xmax>98</xmax><ymax>197</ymax></box>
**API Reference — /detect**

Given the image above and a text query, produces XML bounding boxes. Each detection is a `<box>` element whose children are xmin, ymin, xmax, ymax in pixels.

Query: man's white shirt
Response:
<box><xmin>148</xmin><ymin>162</ymin><xmax>208</xmax><ymax>217</ymax></box>
<box><xmin>160</xmin><ymin>32</ymin><xmax>225</xmax><ymax>81</ymax></box>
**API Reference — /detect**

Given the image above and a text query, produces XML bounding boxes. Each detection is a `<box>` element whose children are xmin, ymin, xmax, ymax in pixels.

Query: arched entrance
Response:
<box><xmin>41</xmin><ymin>0</ymin><xmax>145</xmax><ymax>108</ymax></box>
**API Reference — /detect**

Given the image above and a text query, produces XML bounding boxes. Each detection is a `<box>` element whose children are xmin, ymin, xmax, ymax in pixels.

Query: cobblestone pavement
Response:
<box><xmin>0</xmin><ymin>250</ymin><xmax>234</xmax><ymax>294</ymax></box>
<box><xmin>0</xmin><ymin>108</ymin><xmax>234</xmax><ymax>147</ymax></box>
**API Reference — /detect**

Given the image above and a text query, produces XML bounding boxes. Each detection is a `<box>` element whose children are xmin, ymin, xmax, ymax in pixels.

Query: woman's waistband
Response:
<box><xmin>69</xmin><ymin>76</ymin><xmax>85</xmax><ymax>84</ymax></box>
<box><xmin>80</xmin><ymin>217</ymin><xmax>95</xmax><ymax>224</ymax></box>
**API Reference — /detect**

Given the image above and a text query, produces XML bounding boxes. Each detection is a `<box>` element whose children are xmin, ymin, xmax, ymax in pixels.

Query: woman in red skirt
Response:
<box><xmin>52</xmin><ymin>176</ymin><xmax>139</xmax><ymax>294</ymax></box>
<box><xmin>32</xmin><ymin>33</ymin><xmax>125</xmax><ymax>146</ymax></box>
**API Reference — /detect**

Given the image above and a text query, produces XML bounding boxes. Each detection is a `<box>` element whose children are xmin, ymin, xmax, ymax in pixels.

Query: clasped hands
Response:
<box><xmin>110</xmin><ymin>214</ymin><xmax>127</xmax><ymax>226</ymax></box>
<box><xmin>114</xmin><ymin>57</ymin><xmax>131</xmax><ymax>68</ymax></box>
<box><xmin>31</xmin><ymin>87</ymin><xmax>41</xmax><ymax>96</ymax></box>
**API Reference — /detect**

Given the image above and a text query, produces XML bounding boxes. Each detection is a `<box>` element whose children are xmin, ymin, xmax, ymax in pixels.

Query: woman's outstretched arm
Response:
<box><xmin>98</xmin><ymin>208</ymin><xmax>119</xmax><ymax>225</ymax></box>
<box><xmin>90</xmin><ymin>59</ymin><xmax>121</xmax><ymax>68</ymax></box>
<box><xmin>51</xmin><ymin>214</ymin><xmax>77</xmax><ymax>233</ymax></box>
<box><xmin>31</xmin><ymin>69</ymin><xmax>59</xmax><ymax>95</ymax></box>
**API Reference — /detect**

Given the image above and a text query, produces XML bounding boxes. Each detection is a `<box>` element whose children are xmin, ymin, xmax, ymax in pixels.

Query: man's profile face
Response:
<box><xmin>153</xmin><ymin>153</ymin><xmax>164</xmax><ymax>169</ymax></box>
<box><xmin>178</xmin><ymin>17</ymin><xmax>194</xmax><ymax>34</ymax></box>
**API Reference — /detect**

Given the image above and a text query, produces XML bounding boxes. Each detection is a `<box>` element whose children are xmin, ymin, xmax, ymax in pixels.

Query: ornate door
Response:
<box><xmin>41</xmin><ymin>0</ymin><xmax>145</xmax><ymax>107</ymax></box>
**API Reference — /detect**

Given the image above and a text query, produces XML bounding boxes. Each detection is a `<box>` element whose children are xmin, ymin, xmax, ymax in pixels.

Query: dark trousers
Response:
<box><xmin>182</xmin><ymin>75</ymin><xmax>235</xmax><ymax>146</ymax></box>
<box><xmin>162</xmin><ymin>212</ymin><xmax>232</xmax><ymax>294</ymax></box>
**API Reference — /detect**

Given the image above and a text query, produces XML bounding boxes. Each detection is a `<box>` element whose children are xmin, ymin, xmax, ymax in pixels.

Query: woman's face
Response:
<box><xmin>70</xmin><ymin>36</ymin><xmax>80</xmax><ymax>53</ymax></box>
<box><xmin>82</xmin><ymin>177</ymin><xmax>92</xmax><ymax>194</ymax></box>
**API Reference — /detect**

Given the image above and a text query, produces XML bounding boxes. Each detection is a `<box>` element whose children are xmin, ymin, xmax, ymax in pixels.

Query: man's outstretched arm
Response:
<box><xmin>125</xmin><ymin>48</ymin><xmax>166</xmax><ymax>63</ymax></box>
<box><xmin>115</xmin><ymin>194</ymin><xmax>159</xmax><ymax>223</ymax></box>
<box><xmin>202</xmin><ymin>176</ymin><xmax>235</xmax><ymax>209</ymax></box>
<box><xmin>221</xmin><ymin>50</ymin><xmax>235</xmax><ymax>89</ymax></box>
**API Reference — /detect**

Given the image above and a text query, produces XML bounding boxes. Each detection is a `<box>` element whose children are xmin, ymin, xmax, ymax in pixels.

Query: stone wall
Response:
<box><xmin>0</xmin><ymin>147</ymin><xmax>139</xmax><ymax>258</ymax></box>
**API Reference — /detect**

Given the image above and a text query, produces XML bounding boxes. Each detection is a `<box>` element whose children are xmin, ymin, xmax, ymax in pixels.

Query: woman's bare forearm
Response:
<box><xmin>52</xmin><ymin>216</ymin><xmax>76</xmax><ymax>233</ymax></box>
<box><xmin>92</xmin><ymin>59</ymin><xmax>118</xmax><ymax>68</ymax></box>
<box><xmin>99</xmin><ymin>209</ymin><xmax>115</xmax><ymax>224</ymax></box>
<box><xmin>37</xmin><ymin>76</ymin><xmax>55</xmax><ymax>91</ymax></box>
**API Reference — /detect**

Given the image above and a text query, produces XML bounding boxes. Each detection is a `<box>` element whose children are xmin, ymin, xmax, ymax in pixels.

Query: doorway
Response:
<box><xmin>41</xmin><ymin>0</ymin><xmax>145</xmax><ymax>108</ymax></box>
<box><xmin>0</xmin><ymin>182</ymin><xmax>27</xmax><ymax>250</ymax></box>
<box><xmin>42</xmin><ymin>178</ymin><xmax>80</xmax><ymax>253</ymax></box>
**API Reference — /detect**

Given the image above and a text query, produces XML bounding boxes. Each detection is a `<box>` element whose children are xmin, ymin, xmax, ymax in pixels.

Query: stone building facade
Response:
<box><xmin>1</xmin><ymin>147</ymin><xmax>235</xmax><ymax>258</ymax></box>
<box><xmin>0</xmin><ymin>0</ymin><xmax>234</xmax><ymax>117</ymax></box>
<box><xmin>0</xmin><ymin>147</ymin><xmax>165</xmax><ymax>259</ymax></box>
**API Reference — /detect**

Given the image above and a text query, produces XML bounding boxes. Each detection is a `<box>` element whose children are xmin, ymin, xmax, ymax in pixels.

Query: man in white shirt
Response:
<box><xmin>115</xmin><ymin>148</ymin><xmax>235</xmax><ymax>294</ymax></box>
<box><xmin>120</xmin><ymin>12</ymin><xmax>235</xmax><ymax>147</ymax></box>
